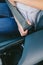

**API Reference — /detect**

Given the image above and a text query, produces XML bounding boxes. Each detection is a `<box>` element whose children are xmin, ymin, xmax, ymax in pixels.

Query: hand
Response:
<box><xmin>8</xmin><ymin>0</ymin><xmax>16</xmax><ymax>6</ymax></box>
<box><xmin>18</xmin><ymin>20</ymin><xmax>31</xmax><ymax>36</ymax></box>
<box><xmin>18</xmin><ymin>24</ymin><xmax>28</xmax><ymax>36</ymax></box>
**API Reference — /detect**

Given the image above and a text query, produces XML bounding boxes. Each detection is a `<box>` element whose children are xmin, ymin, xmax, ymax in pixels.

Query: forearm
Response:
<box><xmin>15</xmin><ymin>0</ymin><xmax>43</xmax><ymax>10</ymax></box>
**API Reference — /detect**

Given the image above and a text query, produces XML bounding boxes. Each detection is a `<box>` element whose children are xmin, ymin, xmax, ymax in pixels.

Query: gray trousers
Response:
<box><xmin>36</xmin><ymin>10</ymin><xmax>43</xmax><ymax>29</ymax></box>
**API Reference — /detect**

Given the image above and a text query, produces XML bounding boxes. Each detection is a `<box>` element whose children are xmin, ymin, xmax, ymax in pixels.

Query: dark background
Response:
<box><xmin>0</xmin><ymin>0</ymin><xmax>5</xmax><ymax>2</ymax></box>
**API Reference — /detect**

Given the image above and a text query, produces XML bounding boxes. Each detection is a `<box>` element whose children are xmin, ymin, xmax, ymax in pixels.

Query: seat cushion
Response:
<box><xmin>18</xmin><ymin>30</ymin><xmax>43</xmax><ymax>65</ymax></box>
<box><xmin>0</xmin><ymin>3</ymin><xmax>12</xmax><ymax>17</ymax></box>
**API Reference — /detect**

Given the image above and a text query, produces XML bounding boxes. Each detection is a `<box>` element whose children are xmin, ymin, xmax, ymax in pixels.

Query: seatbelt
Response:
<box><xmin>6</xmin><ymin>0</ymin><xmax>33</xmax><ymax>31</ymax></box>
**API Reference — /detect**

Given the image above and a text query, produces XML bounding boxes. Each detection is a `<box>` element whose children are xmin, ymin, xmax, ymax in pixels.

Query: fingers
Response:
<box><xmin>18</xmin><ymin>20</ymin><xmax>32</xmax><ymax>36</ymax></box>
<box><xmin>26</xmin><ymin>20</ymin><xmax>32</xmax><ymax>25</ymax></box>
<box><xmin>18</xmin><ymin>25</ymin><xmax>28</xmax><ymax>36</ymax></box>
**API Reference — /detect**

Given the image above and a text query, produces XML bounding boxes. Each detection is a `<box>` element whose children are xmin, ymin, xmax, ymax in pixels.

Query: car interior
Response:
<box><xmin>0</xmin><ymin>0</ymin><xmax>43</xmax><ymax>65</ymax></box>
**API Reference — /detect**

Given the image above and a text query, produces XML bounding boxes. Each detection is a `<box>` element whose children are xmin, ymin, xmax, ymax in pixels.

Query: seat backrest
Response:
<box><xmin>0</xmin><ymin>3</ymin><xmax>12</xmax><ymax>17</ymax></box>
<box><xmin>0</xmin><ymin>18</ymin><xmax>18</xmax><ymax>33</ymax></box>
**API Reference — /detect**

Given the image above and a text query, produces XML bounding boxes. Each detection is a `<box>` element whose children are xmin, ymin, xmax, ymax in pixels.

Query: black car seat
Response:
<box><xmin>18</xmin><ymin>29</ymin><xmax>43</xmax><ymax>65</ymax></box>
<box><xmin>0</xmin><ymin>1</ymin><xmax>25</xmax><ymax>65</ymax></box>
<box><xmin>0</xmin><ymin>3</ymin><xmax>12</xmax><ymax>17</ymax></box>
<box><xmin>0</xmin><ymin>0</ymin><xmax>43</xmax><ymax>65</ymax></box>
<box><xmin>5</xmin><ymin>1</ymin><xmax>43</xmax><ymax>65</ymax></box>
<box><xmin>18</xmin><ymin>14</ymin><xmax>43</xmax><ymax>65</ymax></box>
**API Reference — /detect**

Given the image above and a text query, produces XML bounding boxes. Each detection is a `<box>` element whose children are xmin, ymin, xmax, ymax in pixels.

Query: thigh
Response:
<box><xmin>36</xmin><ymin>11</ymin><xmax>43</xmax><ymax>30</ymax></box>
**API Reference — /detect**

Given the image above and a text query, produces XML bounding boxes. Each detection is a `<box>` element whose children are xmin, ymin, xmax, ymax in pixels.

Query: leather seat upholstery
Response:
<box><xmin>18</xmin><ymin>30</ymin><xmax>43</xmax><ymax>65</ymax></box>
<box><xmin>0</xmin><ymin>18</ymin><xmax>18</xmax><ymax>33</ymax></box>
<box><xmin>0</xmin><ymin>2</ymin><xmax>24</xmax><ymax>53</ymax></box>
<box><xmin>0</xmin><ymin>3</ymin><xmax>12</xmax><ymax>17</ymax></box>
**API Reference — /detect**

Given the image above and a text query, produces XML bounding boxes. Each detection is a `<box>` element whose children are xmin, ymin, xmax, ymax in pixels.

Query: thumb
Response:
<box><xmin>21</xmin><ymin>30</ymin><xmax>28</xmax><ymax>36</ymax></box>
<box><xmin>24</xmin><ymin>30</ymin><xmax>28</xmax><ymax>35</ymax></box>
